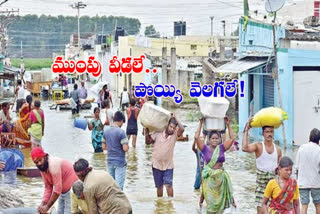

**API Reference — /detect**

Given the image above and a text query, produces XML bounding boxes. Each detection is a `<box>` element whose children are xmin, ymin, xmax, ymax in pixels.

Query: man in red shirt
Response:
<box><xmin>31</xmin><ymin>147</ymin><xmax>78</xmax><ymax>214</ymax></box>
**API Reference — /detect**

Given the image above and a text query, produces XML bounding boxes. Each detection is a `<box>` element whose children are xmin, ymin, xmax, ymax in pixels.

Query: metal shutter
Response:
<box><xmin>263</xmin><ymin>75</ymin><xmax>274</xmax><ymax>108</ymax></box>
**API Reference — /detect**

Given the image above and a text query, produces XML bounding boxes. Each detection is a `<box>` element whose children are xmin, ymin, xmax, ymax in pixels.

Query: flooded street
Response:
<box><xmin>0</xmin><ymin>86</ymin><xmax>316</xmax><ymax>214</ymax></box>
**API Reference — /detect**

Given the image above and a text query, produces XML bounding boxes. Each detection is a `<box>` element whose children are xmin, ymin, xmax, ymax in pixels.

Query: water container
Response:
<box><xmin>198</xmin><ymin>96</ymin><xmax>230</xmax><ymax>118</ymax></box>
<box><xmin>204</xmin><ymin>117</ymin><xmax>225</xmax><ymax>131</ymax></box>
<box><xmin>74</xmin><ymin>118</ymin><xmax>87</xmax><ymax>130</ymax></box>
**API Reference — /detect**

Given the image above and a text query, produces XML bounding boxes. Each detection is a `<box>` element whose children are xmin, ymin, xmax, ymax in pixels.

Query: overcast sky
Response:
<box><xmin>1</xmin><ymin>0</ymin><xmax>305</xmax><ymax>36</ymax></box>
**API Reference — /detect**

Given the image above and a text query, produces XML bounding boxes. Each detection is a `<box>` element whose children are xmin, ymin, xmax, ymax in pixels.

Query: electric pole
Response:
<box><xmin>70</xmin><ymin>1</ymin><xmax>86</xmax><ymax>79</ymax></box>
<box><xmin>210</xmin><ymin>16</ymin><xmax>214</xmax><ymax>36</ymax></box>
<box><xmin>222</xmin><ymin>20</ymin><xmax>226</xmax><ymax>36</ymax></box>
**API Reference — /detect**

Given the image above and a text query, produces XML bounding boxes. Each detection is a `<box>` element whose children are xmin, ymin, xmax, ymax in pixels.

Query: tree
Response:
<box><xmin>144</xmin><ymin>25</ymin><xmax>160</xmax><ymax>38</ymax></box>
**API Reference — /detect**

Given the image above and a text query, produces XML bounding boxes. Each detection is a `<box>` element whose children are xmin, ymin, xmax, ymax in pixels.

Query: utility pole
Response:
<box><xmin>209</xmin><ymin>16</ymin><xmax>214</xmax><ymax>57</ymax></box>
<box><xmin>70</xmin><ymin>1</ymin><xmax>86</xmax><ymax>80</ymax></box>
<box><xmin>210</xmin><ymin>16</ymin><xmax>214</xmax><ymax>37</ymax></box>
<box><xmin>222</xmin><ymin>20</ymin><xmax>226</xmax><ymax>36</ymax></box>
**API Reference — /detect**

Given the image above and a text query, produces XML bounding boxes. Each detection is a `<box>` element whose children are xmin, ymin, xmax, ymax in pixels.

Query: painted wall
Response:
<box><xmin>239</xmin><ymin>17</ymin><xmax>320</xmax><ymax>145</ymax></box>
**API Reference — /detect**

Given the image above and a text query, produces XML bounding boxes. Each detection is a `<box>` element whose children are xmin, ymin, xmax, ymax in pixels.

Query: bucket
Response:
<box><xmin>74</xmin><ymin>118</ymin><xmax>87</xmax><ymax>130</ymax></box>
<box><xmin>204</xmin><ymin>117</ymin><xmax>225</xmax><ymax>131</ymax></box>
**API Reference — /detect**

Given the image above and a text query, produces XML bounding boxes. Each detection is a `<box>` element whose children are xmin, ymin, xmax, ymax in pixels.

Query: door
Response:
<box><xmin>294</xmin><ymin>71</ymin><xmax>320</xmax><ymax>146</ymax></box>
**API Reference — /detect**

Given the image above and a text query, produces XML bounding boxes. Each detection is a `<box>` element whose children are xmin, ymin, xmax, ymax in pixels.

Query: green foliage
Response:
<box><xmin>144</xmin><ymin>25</ymin><xmax>160</xmax><ymax>38</ymax></box>
<box><xmin>230</xmin><ymin>117</ymin><xmax>239</xmax><ymax>134</ymax></box>
<box><xmin>186</xmin><ymin>111</ymin><xmax>202</xmax><ymax>122</ymax></box>
<box><xmin>7</xmin><ymin>15</ymin><xmax>141</xmax><ymax>58</ymax></box>
<box><xmin>11</xmin><ymin>58</ymin><xmax>53</xmax><ymax>70</ymax></box>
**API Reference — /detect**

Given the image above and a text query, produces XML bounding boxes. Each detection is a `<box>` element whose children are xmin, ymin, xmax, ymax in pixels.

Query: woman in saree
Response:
<box><xmin>28</xmin><ymin>100</ymin><xmax>44</xmax><ymax>148</ymax></box>
<box><xmin>195</xmin><ymin>117</ymin><xmax>236</xmax><ymax>214</ymax></box>
<box><xmin>88</xmin><ymin>107</ymin><xmax>104</xmax><ymax>153</ymax></box>
<box><xmin>12</xmin><ymin>95</ymin><xmax>33</xmax><ymax>143</ymax></box>
<box><xmin>262</xmin><ymin>156</ymin><xmax>300</xmax><ymax>214</ymax></box>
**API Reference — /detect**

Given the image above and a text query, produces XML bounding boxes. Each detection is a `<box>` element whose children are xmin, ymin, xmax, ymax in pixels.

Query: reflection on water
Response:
<box><xmin>0</xmin><ymin>89</ymin><xmax>316</xmax><ymax>213</ymax></box>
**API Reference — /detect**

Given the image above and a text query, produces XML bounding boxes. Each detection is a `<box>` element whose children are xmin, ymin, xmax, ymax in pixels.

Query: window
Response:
<box><xmin>191</xmin><ymin>44</ymin><xmax>197</xmax><ymax>50</ymax></box>
<box><xmin>249</xmin><ymin>40</ymin><xmax>253</xmax><ymax>45</ymax></box>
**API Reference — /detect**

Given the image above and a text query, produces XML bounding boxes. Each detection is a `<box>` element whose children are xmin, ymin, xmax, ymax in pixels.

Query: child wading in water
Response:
<box><xmin>262</xmin><ymin>156</ymin><xmax>300</xmax><ymax>214</ymax></box>
<box><xmin>88</xmin><ymin>107</ymin><xmax>104</xmax><ymax>153</ymax></box>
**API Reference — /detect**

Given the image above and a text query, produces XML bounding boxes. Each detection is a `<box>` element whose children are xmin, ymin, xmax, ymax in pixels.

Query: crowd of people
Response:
<box><xmin>1</xmin><ymin>80</ymin><xmax>320</xmax><ymax>214</ymax></box>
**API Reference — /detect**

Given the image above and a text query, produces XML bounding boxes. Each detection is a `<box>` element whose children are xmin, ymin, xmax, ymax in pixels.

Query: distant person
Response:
<box><xmin>262</xmin><ymin>156</ymin><xmax>300</xmax><ymax>214</ymax></box>
<box><xmin>242</xmin><ymin>117</ymin><xmax>282</xmax><ymax>214</ymax></box>
<box><xmin>145</xmin><ymin>113</ymin><xmax>184</xmax><ymax>197</ymax></box>
<box><xmin>97</xmin><ymin>84</ymin><xmax>107</xmax><ymax>109</ymax></box>
<box><xmin>79</xmin><ymin>81</ymin><xmax>88</xmax><ymax>100</ymax></box>
<box><xmin>73</xmin><ymin>158</ymin><xmax>132</xmax><ymax>214</ymax></box>
<box><xmin>103</xmin><ymin>111</ymin><xmax>129</xmax><ymax>190</ymax></box>
<box><xmin>15</xmin><ymin>79</ymin><xmax>25</xmax><ymax>113</ymax></box>
<box><xmin>0</xmin><ymin>102</ymin><xmax>13</xmax><ymax>133</ymax></box>
<box><xmin>120</xmin><ymin>87</ymin><xmax>130</xmax><ymax>112</ymax></box>
<box><xmin>71</xmin><ymin>180</ymin><xmax>88</xmax><ymax>214</ymax></box>
<box><xmin>295</xmin><ymin>128</ymin><xmax>320</xmax><ymax>214</ymax></box>
<box><xmin>31</xmin><ymin>147</ymin><xmax>78</xmax><ymax>214</ymax></box>
<box><xmin>70</xmin><ymin>84</ymin><xmax>80</xmax><ymax>115</ymax></box>
<box><xmin>126</xmin><ymin>98</ymin><xmax>140</xmax><ymax>148</ymax></box>
<box><xmin>88</xmin><ymin>107</ymin><xmax>104</xmax><ymax>153</ymax></box>
<box><xmin>28</xmin><ymin>100</ymin><xmax>45</xmax><ymax>148</ymax></box>
<box><xmin>103</xmin><ymin>100</ymin><xmax>113</xmax><ymax>127</ymax></box>
<box><xmin>104</xmin><ymin>84</ymin><xmax>113</xmax><ymax>108</ymax></box>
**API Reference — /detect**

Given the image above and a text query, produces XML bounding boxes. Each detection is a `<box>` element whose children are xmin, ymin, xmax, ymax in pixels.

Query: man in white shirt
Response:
<box><xmin>0</xmin><ymin>102</ymin><xmax>13</xmax><ymax>132</ymax></box>
<box><xmin>15</xmin><ymin>80</ymin><xmax>25</xmax><ymax>113</ymax></box>
<box><xmin>295</xmin><ymin>128</ymin><xmax>320</xmax><ymax>214</ymax></box>
<box><xmin>120</xmin><ymin>87</ymin><xmax>129</xmax><ymax>112</ymax></box>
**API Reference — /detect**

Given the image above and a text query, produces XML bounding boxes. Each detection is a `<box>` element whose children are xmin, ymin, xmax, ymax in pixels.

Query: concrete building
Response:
<box><xmin>217</xmin><ymin>17</ymin><xmax>320</xmax><ymax>146</ymax></box>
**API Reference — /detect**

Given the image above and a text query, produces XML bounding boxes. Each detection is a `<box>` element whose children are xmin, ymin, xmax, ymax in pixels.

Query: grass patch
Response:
<box><xmin>11</xmin><ymin>58</ymin><xmax>53</xmax><ymax>70</ymax></box>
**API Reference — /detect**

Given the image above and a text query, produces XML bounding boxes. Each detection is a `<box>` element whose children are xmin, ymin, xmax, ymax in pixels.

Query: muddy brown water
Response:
<box><xmin>0</xmin><ymin>88</ymin><xmax>316</xmax><ymax>214</ymax></box>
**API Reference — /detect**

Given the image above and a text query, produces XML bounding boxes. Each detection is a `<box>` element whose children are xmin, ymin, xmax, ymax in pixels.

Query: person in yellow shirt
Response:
<box><xmin>262</xmin><ymin>156</ymin><xmax>300</xmax><ymax>214</ymax></box>
<box><xmin>71</xmin><ymin>180</ymin><xmax>88</xmax><ymax>214</ymax></box>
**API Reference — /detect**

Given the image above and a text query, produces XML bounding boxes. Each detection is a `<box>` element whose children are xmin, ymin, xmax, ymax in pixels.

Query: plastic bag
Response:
<box><xmin>250</xmin><ymin>107</ymin><xmax>288</xmax><ymax>129</ymax></box>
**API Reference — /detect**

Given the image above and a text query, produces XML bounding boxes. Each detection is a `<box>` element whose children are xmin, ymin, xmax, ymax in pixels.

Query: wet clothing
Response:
<box><xmin>70</xmin><ymin>90</ymin><xmax>80</xmax><ymax>114</ymax></box>
<box><xmin>255</xmin><ymin>169</ymin><xmax>276</xmax><ymax>206</ymax></box>
<box><xmin>256</xmin><ymin>142</ymin><xmax>278</xmax><ymax>172</ymax></box>
<box><xmin>40</xmin><ymin>156</ymin><xmax>78</xmax><ymax>203</ymax></box>
<box><xmin>126</xmin><ymin>108</ymin><xmax>138</xmax><ymax>135</ymax></box>
<box><xmin>264</xmin><ymin>178</ymin><xmax>299</xmax><ymax>214</ymax></box>
<box><xmin>90</xmin><ymin>118</ymin><xmax>104</xmax><ymax>153</ymax></box>
<box><xmin>194</xmin><ymin>150</ymin><xmax>204</xmax><ymax>189</ymax></box>
<box><xmin>255</xmin><ymin>142</ymin><xmax>278</xmax><ymax>206</ymax></box>
<box><xmin>202</xmin><ymin>144</ymin><xmax>225</xmax><ymax>164</ymax></box>
<box><xmin>83</xmin><ymin>170</ymin><xmax>132</xmax><ymax>214</ymax></box>
<box><xmin>151</xmin><ymin>130</ymin><xmax>178</xmax><ymax>171</ymax></box>
<box><xmin>28</xmin><ymin>109</ymin><xmax>44</xmax><ymax>143</ymax></box>
<box><xmin>103</xmin><ymin>126</ymin><xmax>128</xmax><ymax>167</ymax></box>
<box><xmin>71</xmin><ymin>192</ymin><xmax>88</xmax><ymax>214</ymax></box>
<box><xmin>152</xmin><ymin>167</ymin><xmax>173</xmax><ymax>188</ymax></box>
<box><xmin>201</xmin><ymin>144</ymin><xmax>233</xmax><ymax>213</ymax></box>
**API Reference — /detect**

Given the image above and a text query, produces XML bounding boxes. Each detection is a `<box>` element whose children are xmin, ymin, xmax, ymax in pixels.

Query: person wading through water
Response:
<box><xmin>195</xmin><ymin>117</ymin><xmax>236</xmax><ymax>213</ymax></box>
<box><xmin>73</xmin><ymin>158</ymin><xmax>132</xmax><ymax>214</ymax></box>
<box><xmin>242</xmin><ymin>117</ymin><xmax>282</xmax><ymax>214</ymax></box>
<box><xmin>145</xmin><ymin>113</ymin><xmax>184</xmax><ymax>197</ymax></box>
<box><xmin>28</xmin><ymin>100</ymin><xmax>45</xmax><ymax>148</ymax></box>
<box><xmin>126</xmin><ymin>98</ymin><xmax>140</xmax><ymax>148</ymax></box>
<box><xmin>262</xmin><ymin>156</ymin><xmax>300</xmax><ymax>214</ymax></box>
<box><xmin>88</xmin><ymin>107</ymin><xmax>104</xmax><ymax>153</ymax></box>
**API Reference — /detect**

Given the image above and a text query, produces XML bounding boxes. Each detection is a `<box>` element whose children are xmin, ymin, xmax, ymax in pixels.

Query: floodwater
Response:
<box><xmin>0</xmin><ymin>85</ymin><xmax>317</xmax><ymax>214</ymax></box>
